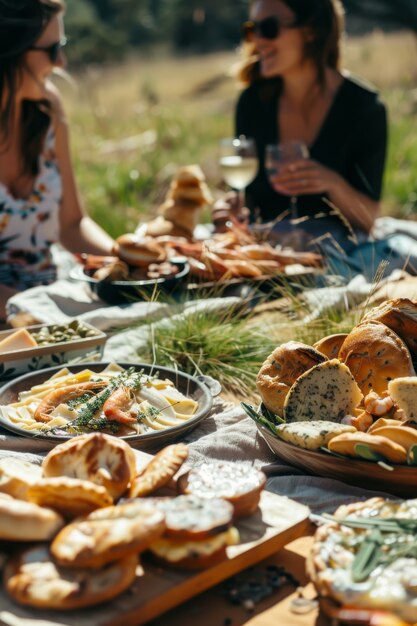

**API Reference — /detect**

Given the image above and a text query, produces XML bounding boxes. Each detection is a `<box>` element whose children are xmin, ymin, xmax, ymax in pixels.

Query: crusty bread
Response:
<box><xmin>0</xmin><ymin>494</ymin><xmax>64</xmax><ymax>541</ymax></box>
<box><xmin>129</xmin><ymin>443</ymin><xmax>188</xmax><ymax>498</ymax></box>
<box><xmin>283</xmin><ymin>359</ymin><xmax>363</xmax><ymax>423</ymax></box>
<box><xmin>388</xmin><ymin>376</ymin><xmax>417</xmax><ymax>420</ymax></box>
<box><xmin>4</xmin><ymin>545</ymin><xmax>138</xmax><ymax>609</ymax></box>
<box><xmin>115</xmin><ymin>234</ymin><xmax>167</xmax><ymax>267</ymax></box>
<box><xmin>0</xmin><ymin>457</ymin><xmax>42</xmax><ymax>500</ymax></box>
<box><xmin>362</xmin><ymin>298</ymin><xmax>417</xmax><ymax>356</ymax></box>
<box><xmin>313</xmin><ymin>333</ymin><xmax>348</xmax><ymax>359</ymax></box>
<box><xmin>177</xmin><ymin>461</ymin><xmax>266</xmax><ymax>518</ymax></box>
<box><xmin>274</xmin><ymin>421</ymin><xmax>356</xmax><ymax>450</ymax></box>
<box><xmin>51</xmin><ymin>500</ymin><xmax>166</xmax><ymax>568</ymax></box>
<box><xmin>26</xmin><ymin>476</ymin><xmax>113</xmax><ymax>518</ymax></box>
<box><xmin>42</xmin><ymin>433</ymin><xmax>137</xmax><ymax>501</ymax></box>
<box><xmin>256</xmin><ymin>341</ymin><xmax>328</xmax><ymax>417</ymax></box>
<box><xmin>339</xmin><ymin>320</ymin><xmax>415</xmax><ymax>395</ymax></box>
<box><xmin>328</xmin><ymin>431</ymin><xmax>408</xmax><ymax>464</ymax></box>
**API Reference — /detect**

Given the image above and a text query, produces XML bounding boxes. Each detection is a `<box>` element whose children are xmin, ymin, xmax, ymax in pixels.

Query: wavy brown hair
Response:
<box><xmin>0</xmin><ymin>0</ymin><xmax>64</xmax><ymax>178</ymax></box>
<box><xmin>239</xmin><ymin>0</ymin><xmax>345</xmax><ymax>86</ymax></box>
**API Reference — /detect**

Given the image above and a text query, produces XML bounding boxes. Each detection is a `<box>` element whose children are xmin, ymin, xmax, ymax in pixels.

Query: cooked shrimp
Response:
<box><xmin>364</xmin><ymin>391</ymin><xmax>394</xmax><ymax>416</ymax></box>
<box><xmin>34</xmin><ymin>382</ymin><xmax>107</xmax><ymax>423</ymax></box>
<box><xmin>351</xmin><ymin>410</ymin><xmax>374</xmax><ymax>432</ymax></box>
<box><xmin>103</xmin><ymin>386</ymin><xmax>137</xmax><ymax>424</ymax></box>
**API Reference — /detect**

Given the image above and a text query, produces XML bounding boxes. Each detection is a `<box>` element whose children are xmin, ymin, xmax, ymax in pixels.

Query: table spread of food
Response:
<box><xmin>1</xmin><ymin>165</ymin><xmax>417</xmax><ymax>625</ymax></box>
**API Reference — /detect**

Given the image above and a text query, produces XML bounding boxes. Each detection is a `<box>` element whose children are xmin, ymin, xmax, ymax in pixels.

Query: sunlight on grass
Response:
<box><xmin>59</xmin><ymin>32</ymin><xmax>417</xmax><ymax>237</ymax></box>
<box><xmin>142</xmin><ymin>304</ymin><xmax>277</xmax><ymax>397</ymax></box>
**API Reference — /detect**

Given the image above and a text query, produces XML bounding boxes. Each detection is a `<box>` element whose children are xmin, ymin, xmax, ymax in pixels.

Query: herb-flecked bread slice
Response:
<box><xmin>388</xmin><ymin>377</ymin><xmax>417</xmax><ymax>420</ymax></box>
<box><xmin>283</xmin><ymin>359</ymin><xmax>363</xmax><ymax>423</ymax></box>
<box><xmin>275</xmin><ymin>420</ymin><xmax>356</xmax><ymax>450</ymax></box>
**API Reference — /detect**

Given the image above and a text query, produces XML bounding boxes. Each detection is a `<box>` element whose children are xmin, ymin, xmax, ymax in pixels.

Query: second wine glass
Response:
<box><xmin>265</xmin><ymin>141</ymin><xmax>309</xmax><ymax>221</ymax></box>
<box><xmin>219</xmin><ymin>136</ymin><xmax>257</xmax><ymax>213</ymax></box>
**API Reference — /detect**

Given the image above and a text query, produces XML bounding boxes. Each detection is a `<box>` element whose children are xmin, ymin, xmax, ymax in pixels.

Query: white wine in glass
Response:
<box><xmin>265</xmin><ymin>141</ymin><xmax>309</xmax><ymax>220</ymax></box>
<box><xmin>219</xmin><ymin>136</ymin><xmax>257</xmax><ymax>211</ymax></box>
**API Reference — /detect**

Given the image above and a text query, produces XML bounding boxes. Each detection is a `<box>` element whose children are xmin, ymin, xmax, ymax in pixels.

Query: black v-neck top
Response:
<box><xmin>235</xmin><ymin>74</ymin><xmax>387</xmax><ymax>225</ymax></box>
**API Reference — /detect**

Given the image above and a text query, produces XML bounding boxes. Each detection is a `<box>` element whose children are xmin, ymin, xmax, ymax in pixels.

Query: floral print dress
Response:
<box><xmin>0</xmin><ymin>127</ymin><xmax>62</xmax><ymax>291</ymax></box>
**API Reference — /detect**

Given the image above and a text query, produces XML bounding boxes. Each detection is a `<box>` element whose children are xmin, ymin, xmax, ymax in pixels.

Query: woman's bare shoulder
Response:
<box><xmin>44</xmin><ymin>81</ymin><xmax>68</xmax><ymax>126</ymax></box>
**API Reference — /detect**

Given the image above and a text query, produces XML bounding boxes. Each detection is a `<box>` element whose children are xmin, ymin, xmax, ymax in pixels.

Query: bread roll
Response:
<box><xmin>115</xmin><ymin>234</ymin><xmax>166</xmax><ymax>267</ymax></box>
<box><xmin>4</xmin><ymin>545</ymin><xmax>138</xmax><ymax>609</ymax></box>
<box><xmin>42</xmin><ymin>433</ymin><xmax>137</xmax><ymax>501</ymax></box>
<box><xmin>313</xmin><ymin>333</ymin><xmax>348</xmax><ymax>359</ymax></box>
<box><xmin>27</xmin><ymin>477</ymin><xmax>113</xmax><ymax>518</ymax></box>
<box><xmin>0</xmin><ymin>457</ymin><xmax>42</xmax><ymax>500</ymax></box>
<box><xmin>52</xmin><ymin>501</ymin><xmax>166</xmax><ymax>568</ymax></box>
<box><xmin>339</xmin><ymin>320</ymin><xmax>415</xmax><ymax>395</ymax></box>
<box><xmin>129</xmin><ymin>443</ymin><xmax>188</xmax><ymax>498</ymax></box>
<box><xmin>0</xmin><ymin>494</ymin><xmax>64</xmax><ymax>541</ymax></box>
<box><xmin>256</xmin><ymin>341</ymin><xmax>328</xmax><ymax>417</ymax></box>
<box><xmin>363</xmin><ymin>298</ymin><xmax>417</xmax><ymax>356</ymax></box>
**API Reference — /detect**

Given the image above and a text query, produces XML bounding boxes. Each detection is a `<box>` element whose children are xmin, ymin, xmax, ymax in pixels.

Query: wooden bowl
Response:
<box><xmin>257</xmin><ymin>422</ymin><xmax>417</xmax><ymax>498</ymax></box>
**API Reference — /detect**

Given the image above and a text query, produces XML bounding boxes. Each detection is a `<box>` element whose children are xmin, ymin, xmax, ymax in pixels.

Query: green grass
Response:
<box><xmin>61</xmin><ymin>34</ymin><xmax>417</xmax><ymax>238</ymax></box>
<box><xmin>138</xmin><ymin>304</ymin><xmax>278</xmax><ymax>397</ymax></box>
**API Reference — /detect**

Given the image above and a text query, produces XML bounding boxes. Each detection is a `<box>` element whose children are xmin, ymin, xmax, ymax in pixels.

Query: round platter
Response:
<box><xmin>256</xmin><ymin>422</ymin><xmax>417</xmax><ymax>498</ymax></box>
<box><xmin>69</xmin><ymin>259</ymin><xmax>189</xmax><ymax>304</ymax></box>
<box><xmin>0</xmin><ymin>362</ymin><xmax>218</xmax><ymax>450</ymax></box>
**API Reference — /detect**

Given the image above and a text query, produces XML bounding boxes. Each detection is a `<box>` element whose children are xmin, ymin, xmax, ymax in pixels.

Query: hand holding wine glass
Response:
<box><xmin>219</xmin><ymin>136</ymin><xmax>257</xmax><ymax>215</ymax></box>
<box><xmin>265</xmin><ymin>141</ymin><xmax>309</xmax><ymax>220</ymax></box>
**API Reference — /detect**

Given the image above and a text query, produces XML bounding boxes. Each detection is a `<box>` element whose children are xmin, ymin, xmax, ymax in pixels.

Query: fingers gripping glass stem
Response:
<box><xmin>265</xmin><ymin>141</ymin><xmax>309</xmax><ymax>220</ymax></box>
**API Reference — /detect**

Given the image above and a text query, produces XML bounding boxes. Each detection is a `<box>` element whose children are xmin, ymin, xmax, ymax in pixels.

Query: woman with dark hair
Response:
<box><xmin>217</xmin><ymin>0</ymin><xmax>388</xmax><ymax>252</ymax></box>
<box><xmin>0</xmin><ymin>0</ymin><xmax>114</xmax><ymax>319</ymax></box>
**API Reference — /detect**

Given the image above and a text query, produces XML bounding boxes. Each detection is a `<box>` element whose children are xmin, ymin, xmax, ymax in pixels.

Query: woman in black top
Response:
<box><xmin>229</xmin><ymin>0</ymin><xmax>387</xmax><ymax>250</ymax></box>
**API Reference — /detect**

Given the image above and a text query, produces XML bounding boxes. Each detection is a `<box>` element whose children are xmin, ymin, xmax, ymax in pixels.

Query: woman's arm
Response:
<box><xmin>270</xmin><ymin>160</ymin><xmax>380</xmax><ymax>232</ymax></box>
<box><xmin>47</xmin><ymin>84</ymin><xmax>115</xmax><ymax>255</ymax></box>
<box><xmin>270</xmin><ymin>99</ymin><xmax>388</xmax><ymax>233</ymax></box>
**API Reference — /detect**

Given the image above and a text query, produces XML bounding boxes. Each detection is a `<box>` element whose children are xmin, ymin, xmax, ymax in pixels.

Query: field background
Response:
<box><xmin>60</xmin><ymin>32</ymin><xmax>417</xmax><ymax>239</ymax></box>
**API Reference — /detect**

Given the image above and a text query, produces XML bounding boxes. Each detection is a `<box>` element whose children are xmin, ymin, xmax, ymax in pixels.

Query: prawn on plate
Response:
<box><xmin>34</xmin><ymin>382</ymin><xmax>108</xmax><ymax>423</ymax></box>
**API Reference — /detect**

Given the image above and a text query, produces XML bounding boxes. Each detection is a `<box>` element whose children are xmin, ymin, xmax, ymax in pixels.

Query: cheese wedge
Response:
<box><xmin>388</xmin><ymin>377</ymin><xmax>417</xmax><ymax>420</ymax></box>
<box><xmin>0</xmin><ymin>329</ymin><xmax>37</xmax><ymax>354</ymax></box>
<box><xmin>275</xmin><ymin>420</ymin><xmax>356</xmax><ymax>450</ymax></box>
<box><xmin>283</xmin><ymin>359</ymin><xmax>363</xmax><ymax>423</ymax></box>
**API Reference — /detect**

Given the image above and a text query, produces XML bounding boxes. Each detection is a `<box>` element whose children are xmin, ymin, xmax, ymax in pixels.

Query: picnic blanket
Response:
<box><xmin>2</xmin><ymin>242</ymin><xmax>410</xmax><ymax>514</ymax></box>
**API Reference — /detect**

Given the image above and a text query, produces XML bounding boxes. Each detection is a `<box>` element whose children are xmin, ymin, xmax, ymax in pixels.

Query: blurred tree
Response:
<box><xmin>64</xmin><ymin>0</ymin><xmax>416</xmax><ymax>65</ymax></box>
<box><xmin>344</xmin><ymin>0</ymin><xmax>417</xmax><ymax>32</ymax></box>
<box><xmin>65</xmin><ymin>0</ymin><xmax>127</xmax><ymax>64</ymax></box>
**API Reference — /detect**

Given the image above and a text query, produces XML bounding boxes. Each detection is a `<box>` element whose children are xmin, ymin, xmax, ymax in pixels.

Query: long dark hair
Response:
<box><xmin>0</xmin><ymin>0</ymin><xmax>64</xmax><ymax>178</ymax></box>
<box><xmin>239</xmin><ymin>0</ymin><xmax>345</xmax><ymax>86</ymax></box>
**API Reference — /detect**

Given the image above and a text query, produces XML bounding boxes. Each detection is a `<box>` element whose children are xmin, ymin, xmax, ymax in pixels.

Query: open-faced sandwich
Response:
<box><xmin>0</xmin><ymin>433</ymin><xmax>267</xmax><ymax>611</ymax></box>
<box><xmin>308</xmin><ymin>497</ymin><xmax>417</xmax><ymax>625</ymax></box>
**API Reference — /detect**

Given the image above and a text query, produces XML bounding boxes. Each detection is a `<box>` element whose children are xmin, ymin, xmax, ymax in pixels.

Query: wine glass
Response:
<box><xmin>219</xmin><ymin>136</ymin><xmax>257</xmax><ymax>212</ymax></box>
<box><xmin>265</xmin><ymin>141</ymin><xmax>309</xmax><ymax>221</ymax></box>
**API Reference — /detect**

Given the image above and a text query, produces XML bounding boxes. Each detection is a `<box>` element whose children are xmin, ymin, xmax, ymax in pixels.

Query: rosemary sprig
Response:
<box><xmin>351</xmin><ymin>529</ymin><xmax>383</xmax><ymax>582</ymax></box>
<box><xmin>241</xmin><ymin>402</ymin><xmax>285</xmax><ymax>435</ymax></box>
<box><xmin>323</xmin><ymin>514</ymin><xmax>417</xmax><ymax>533</ymax></box>
<box><xmin>44</xmin><ymin>367</ymin><xmax>148</xmax><ymax>435</ymax></box>
<box><xmin>323</xmin><ymin>512</ymin><xmax>417</xmax><ymax>583</ymax></box>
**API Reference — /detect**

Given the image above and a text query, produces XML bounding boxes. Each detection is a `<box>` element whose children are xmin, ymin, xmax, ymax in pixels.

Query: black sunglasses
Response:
<box><xmin>28</xmin><ymin>38</ymin><xmax>67</xmax><ymax>63</ymax></box>
<box><xmin>242</xmin><ymin>16</ymin><xmax>296</xmax><ymax>41</ymax></box>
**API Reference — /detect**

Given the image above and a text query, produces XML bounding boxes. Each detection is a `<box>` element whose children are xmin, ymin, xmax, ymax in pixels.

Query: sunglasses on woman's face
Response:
<box><xmin>28</xmin><ymin>38</ymin><xmax>67</xmax><ymax>64</ymax></box>
<box><xmin>241</xmin><ymin>16</ymin><xmax>296</xmax><ymax>41</ymax></box>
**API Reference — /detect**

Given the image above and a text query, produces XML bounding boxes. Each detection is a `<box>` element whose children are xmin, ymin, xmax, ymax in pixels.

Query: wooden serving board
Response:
<box><xmin>0</xmin><ymin>451</ymin><xmax>310</xmax><ymax>626</ymax></box>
